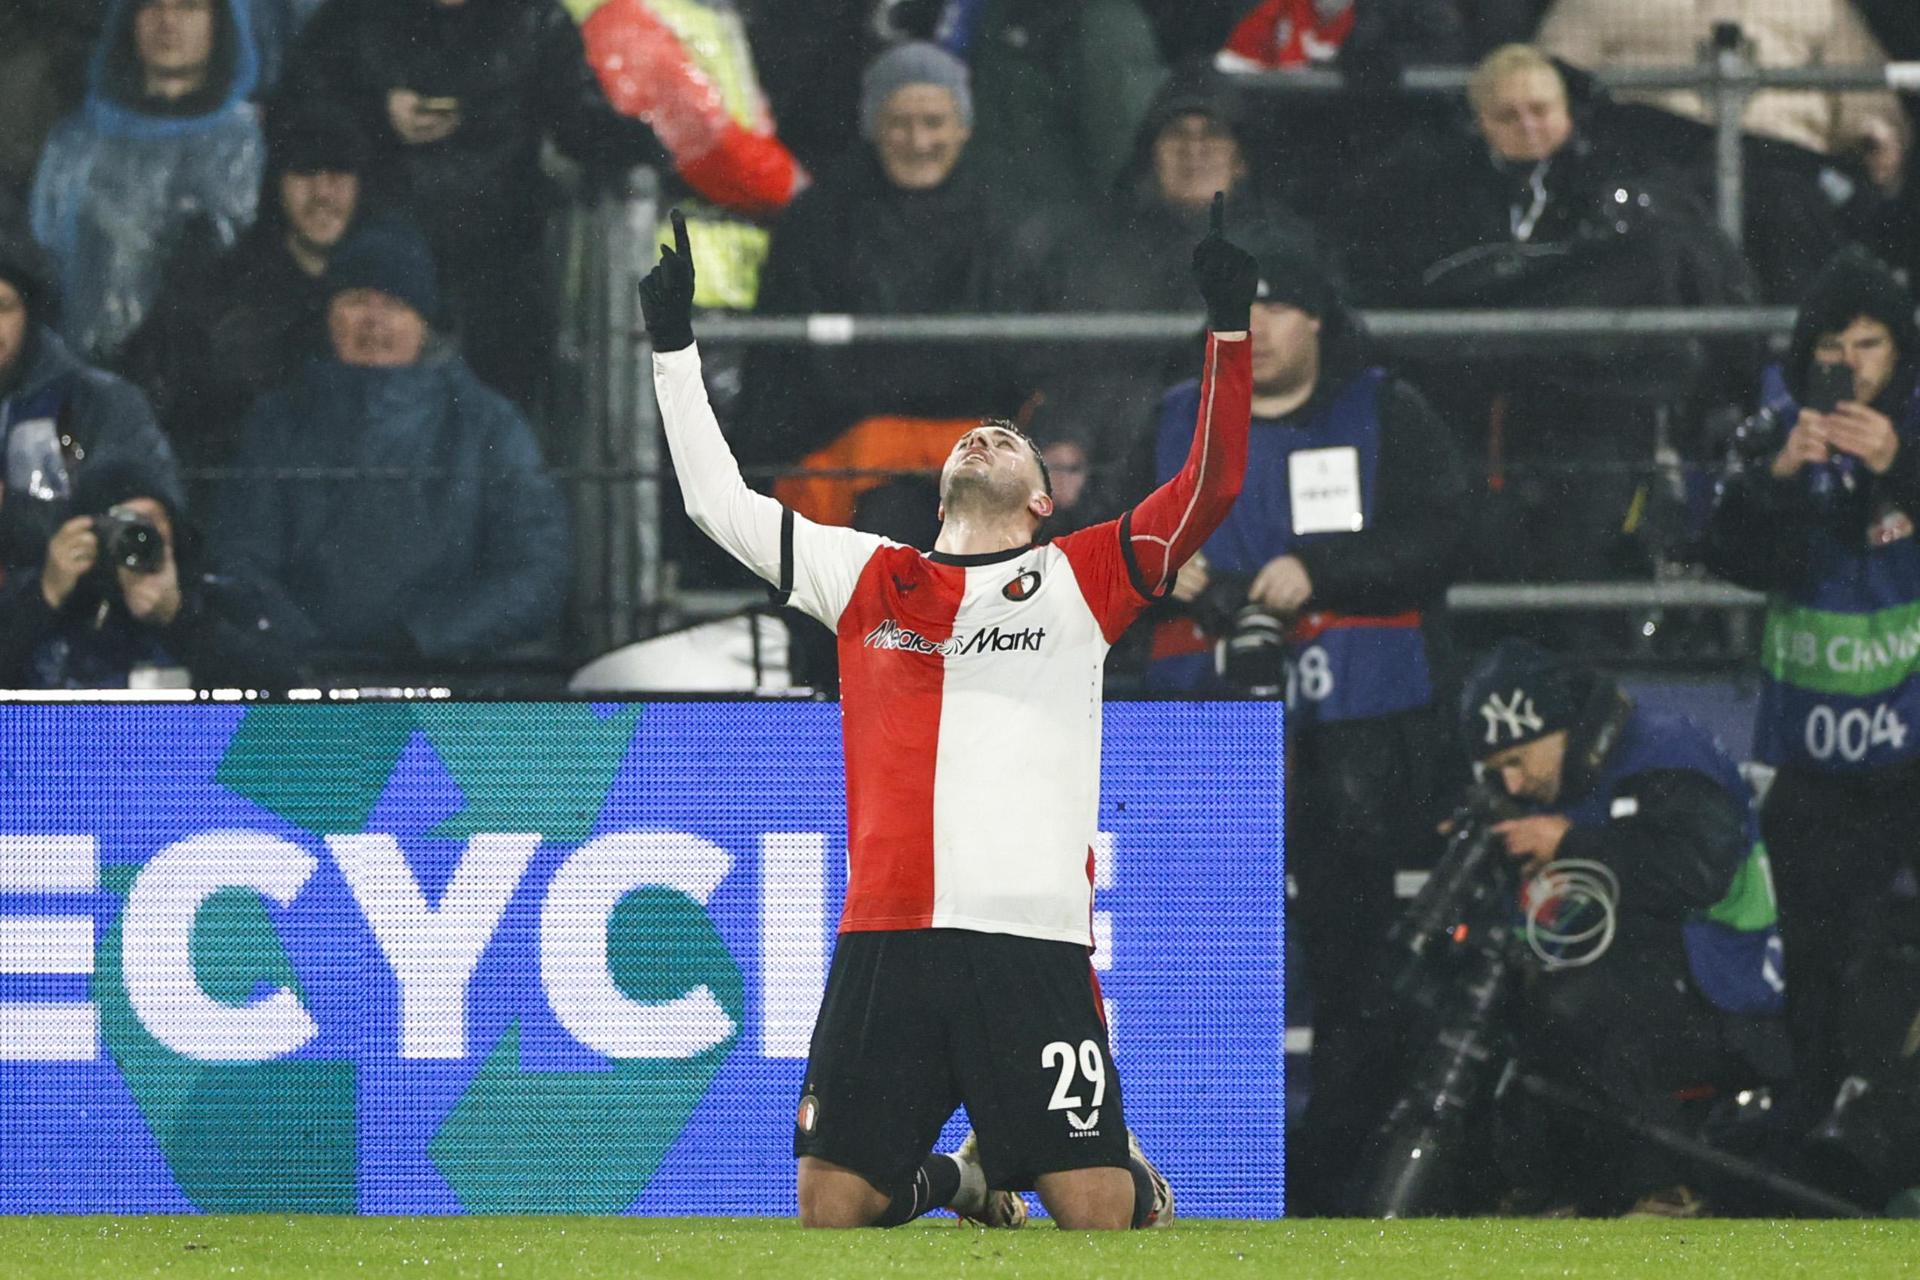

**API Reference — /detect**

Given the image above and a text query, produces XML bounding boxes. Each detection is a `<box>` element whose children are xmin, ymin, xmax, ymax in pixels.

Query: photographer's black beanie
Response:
<box><xmin>1460</xmin><ymin>639</ymin><xmax>1581</xmax><ymax>757</ymax></box>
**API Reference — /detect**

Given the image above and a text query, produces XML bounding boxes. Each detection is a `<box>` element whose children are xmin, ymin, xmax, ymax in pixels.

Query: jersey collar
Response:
<box><xmin>927</xmin><ymin>544</ymin><xmax>1035</xmax><ymax>567</ymax></box>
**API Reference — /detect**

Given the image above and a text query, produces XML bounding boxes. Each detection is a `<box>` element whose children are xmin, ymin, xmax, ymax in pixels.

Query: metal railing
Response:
<box><xmin>1222</xmin><ymin>35</ymin><xmax>1920</xmax><ymax>246</ymax></box>
<box><xmin>567</xmin><ymin>42</ymin><xmax>1920</xmax><ymax>645</ymax></box>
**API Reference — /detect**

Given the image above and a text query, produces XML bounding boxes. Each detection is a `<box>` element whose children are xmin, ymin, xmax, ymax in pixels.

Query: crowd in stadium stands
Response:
<box><xmin>2</xmin><ymin>0</ymin><xmax>1919</xmax><ymax>1219</ymax></box>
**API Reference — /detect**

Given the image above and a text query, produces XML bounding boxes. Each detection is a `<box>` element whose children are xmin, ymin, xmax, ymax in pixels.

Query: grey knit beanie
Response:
<box><xmin>859</xmin><ymin>41</ymin><xmax>973</xmax><ymax>140</ymax></box>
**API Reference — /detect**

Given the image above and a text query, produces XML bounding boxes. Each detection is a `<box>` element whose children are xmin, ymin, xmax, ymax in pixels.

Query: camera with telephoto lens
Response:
<box><xmin>92</xmin><ymin>508</ymin><xmax>165</xmax><ymax>575</ymax></box>
<box><xmin>1348</xmin><ymin>781</ymin><xmax>1526</xmax><ymax>1216</ymax></box>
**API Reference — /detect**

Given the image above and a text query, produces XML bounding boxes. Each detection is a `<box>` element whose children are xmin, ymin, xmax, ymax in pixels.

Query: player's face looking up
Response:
<box><xmin>1249</xmin><ymin>302</ymin><xmax>1321</xmax><ymax>399</ymax></box>
<box><xmin>1480</xmin><ymin>730</ymin><xmax>1569</xmax><ymax>805</ymax></box>
<box><xmin>1813</xmin><ymin>315</ymin><xmax>1898</xmax><ymax>406</ymax></box>
<box><xmin>874</xmin><ymin>85</ymin><xmax>971</xmax><ymax>191</ymax></box>
<box><xmin>939</xmin><ymin>425</ymin><xmax>1052</xmax><ymax>523</ymax></box>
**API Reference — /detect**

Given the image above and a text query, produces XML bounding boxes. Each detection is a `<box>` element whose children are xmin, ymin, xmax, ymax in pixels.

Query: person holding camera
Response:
<box><xmin>1140</xmin><ymin>233</ymin><xmax>1469</xmax><ymax>1210</ymax></box>
<box><xmin>1703</xmin><ymin>247</ymin><xmax>1920</xmax><ymax>1117</ymax></box>
<box><xmin>0</xmin><ymin>458</ymin><xmax>303</xmax><ymax>688</ymax></box>
<box><xmin>0</xmin><ymin>220</ymin><xmax>184</xmax><ymax>575</ymax></box>
<box><xmin>1458</xmin><ymin>640</ymin><xmax>1784</xmax><ymax>1217</ymax></box>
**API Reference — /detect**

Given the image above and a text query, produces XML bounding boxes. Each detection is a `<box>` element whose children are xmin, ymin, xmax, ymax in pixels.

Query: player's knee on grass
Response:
<box><xmin>1034</xmin><ymin>1166</ymin><xmax>1135</xmax><ymax>1229</ymax></box>
<box><xmin>797</xmin><ymin>1157</ymin><xmax>891</xmax><ymax>1228</ymax></box>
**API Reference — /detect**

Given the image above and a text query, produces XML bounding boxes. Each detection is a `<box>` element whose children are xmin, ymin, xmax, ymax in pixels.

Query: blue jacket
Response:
<box><xmin>213</xmin><ymin>347</ymin><xmax>570</xmax><ymax>665</ymax></box>
<box><xmin>1555</xmin><ymin>696</ymin><xmax>1785</xmax><ymax>1015</ymax></box>
<box><xmin>1</xmin><ymin>325</ymin><xmax>183</xmax><ymax>560</ymax></box>
<box><xmin>29</xmin><ymin>0</ymin><xmax>264</xmax><ymax>360</ymax></box>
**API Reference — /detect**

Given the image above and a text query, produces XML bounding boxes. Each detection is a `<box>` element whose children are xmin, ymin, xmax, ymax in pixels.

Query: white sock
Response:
<box><xmin>946</xmin><ymin>1152</ymin><xmax>986</xmax><ymax>1216</ymax></box>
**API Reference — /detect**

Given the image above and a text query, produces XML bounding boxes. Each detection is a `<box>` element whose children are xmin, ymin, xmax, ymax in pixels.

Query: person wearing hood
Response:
<box><xmin>1452</xmin><ymin>640</ymin><xmax>1783</xmax><ymax>1217</ymax></box>
<box><xmin>1703</xmin><ymin>248</ymin><xmax>1920</xmax><ymax>1116</ymax></box>
<box><xmin>118</xmin><ymin>98</ymin><xmax>369</xmax><ymax>490</ymax></box>
<box><xmin>0</xmin><ymin>219</ymin><xmax>183</xmax><ymax>579</ymax></box>
<box><xmin>1039</xmin><ymin>60</ymin><xmax>1321</xmax><ymax>506</ymax></box>
<box><xmin>211</xmin><ymin>218</ymin><xmax>570</xmax><ymax>675</ymax></box>
<box><xmin>278</xmin><ymin>0</ymin><xmax>663</xmax><ymax>409</ymax></box>
<box><xmin>737</xmin><ymin>41</ymin><xmax>1050</xmax><ymax>538</ymax></box>
<box><xmin>1142</xmin><ymin>236</ymin><xmax>1468</xmax><ymax>1210</ymax></box>
<box><xmin>28</xmin><ymin>0</ymin><xmax>266</xmax><ymax>365</ymax></box>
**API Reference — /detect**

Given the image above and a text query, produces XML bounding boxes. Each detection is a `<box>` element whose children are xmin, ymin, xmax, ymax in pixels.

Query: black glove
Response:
<box><xmin>1190</xmin><ymin>191</ymin><xmax>1259</xmax><ymax>333</ymax></box>
<box><xmin>638</xmin><ymin>208</ymin><xmax>696</xmax><ymax>352</ymax></box>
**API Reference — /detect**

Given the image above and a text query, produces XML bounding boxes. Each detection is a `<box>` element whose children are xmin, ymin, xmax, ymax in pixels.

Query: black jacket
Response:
<box><xmin>739</xmin><ymin>147</ymin><xmax>1050</xmax><ymax>467</ymax></box>
<box><xmin>279</xmin><ymin>0</ymin><xmax>660</xmax><ymax>263</ymax></box>
<box><xmin>0</xmin><ymin>556</ymin><xmax>307</xmax><ymax>688</ymax></box>
<box><xmin>116</xmin><ymin>217</ymin><xmax>332</xmax><ymax>473</ymax></box>
<box><xmin>1704</xmin><ymin>251</ymin><xmax>1920</xmax><ymax>594</ymax></box>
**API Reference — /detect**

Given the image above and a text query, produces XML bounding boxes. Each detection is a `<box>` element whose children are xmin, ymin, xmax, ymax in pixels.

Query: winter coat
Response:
<box><xmin>1704</xmin><ymin>252</ymin><xmax>1920</xmax><ymax>774</ymax></box>
<box><xmin>738</xmin><ymin>147</ymin><xmax>1049</xmax><ymax>467</ymax></box>
<box><xmin>28</xmin><ymin>0</ymin><xmax>264</xmax><ymax>363</ymax></box>
<box><xmin>280</xmin><ymin>0</ymin><xmax>660</xmax><ymax>266</ymax></box>
<box><xmin>213</xmin><ymin>346</ymin><xmax>570</xmax><ymax>666</ymax></box>
<box><xmin>115</xmin><ymin>210</ymin><xmax>332</xmax><ymax>475</ymax></box>
<box><xmin>2</xmin><ymin>224</ymin><xmax>182</xmax><ymax>556</ymax></box>
<box><xmin>0</xmin><ymin>555</ymin><xmax>305</xmax><ymax>689</ymax></box>
<box><xmin>1343</xmin><ymin>109</ymin><xmax>1758</xmax><ymax>401</ymax></box>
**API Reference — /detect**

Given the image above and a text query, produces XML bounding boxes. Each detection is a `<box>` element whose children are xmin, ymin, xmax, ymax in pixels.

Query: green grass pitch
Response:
<box><xmin>6</xmin><ymin>1217</ymin><xmax>1920</xmax><ymax>1279</ymax></box>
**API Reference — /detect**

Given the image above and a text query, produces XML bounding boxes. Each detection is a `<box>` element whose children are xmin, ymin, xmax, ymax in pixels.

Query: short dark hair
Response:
<box><xmin>978</xmin><ymin>417</ymin><xmax>1052</xmax><ymax>497</ymax></box>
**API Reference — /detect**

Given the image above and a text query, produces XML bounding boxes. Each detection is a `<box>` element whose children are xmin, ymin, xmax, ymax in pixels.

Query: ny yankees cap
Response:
<box><xmin>1460</xmin><ymin>639</ymin><xmax>1580</xmax><ymax>756</ymax></box>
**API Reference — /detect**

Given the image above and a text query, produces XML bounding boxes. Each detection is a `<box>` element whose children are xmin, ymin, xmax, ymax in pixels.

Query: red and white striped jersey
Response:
<box><xmin>654</xmin><ymin>335</ymin><xmax>1251</xmax><ymax>946</ymax></box>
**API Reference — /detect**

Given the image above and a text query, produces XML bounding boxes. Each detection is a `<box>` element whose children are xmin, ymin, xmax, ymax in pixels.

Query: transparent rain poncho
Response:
<box><xmin>29</xmin><ymin>0</ymin><xmax>264</xmax><ymax>362</ymax></box>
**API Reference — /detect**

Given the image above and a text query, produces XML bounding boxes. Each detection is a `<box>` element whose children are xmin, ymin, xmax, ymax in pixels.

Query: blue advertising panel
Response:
<box><xmin>0</xmin><ymin>701</ymin><xmax>1284</xmax><ymax>1216</ymax></box>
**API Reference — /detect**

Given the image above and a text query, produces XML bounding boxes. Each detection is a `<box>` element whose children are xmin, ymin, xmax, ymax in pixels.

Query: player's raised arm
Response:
<box><xmin>641</xmin><ymin>210</ymin><xmax>786</xmax><ymax>585</ymax></box>
<box><xmin>1124</xmin><ymin>193</ymin><xmax>1256</xmax><ymax>597</ymax></box>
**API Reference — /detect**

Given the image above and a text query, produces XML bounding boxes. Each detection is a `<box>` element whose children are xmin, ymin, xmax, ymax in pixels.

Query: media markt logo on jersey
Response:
<box><xmin>10</xmin><ymin>703</ymin><xmax>746</xmax><ymax>1213</ymax></box>
<box><xmin>864</xmin><ymin>619</ymin><xmax>1047</xmax><ymax>657</ymax></box>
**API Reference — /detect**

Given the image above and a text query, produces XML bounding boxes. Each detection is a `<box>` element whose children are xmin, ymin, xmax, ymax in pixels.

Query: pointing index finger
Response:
<box><xmin>671</xmin><ymin>209</ymin><xmax>691</xmax><ymax>262</ymax></box>
<box><xmin>1210</xmin><ymin>191</ymin><xmax>1224</xmax><ymax>236</ymax></box>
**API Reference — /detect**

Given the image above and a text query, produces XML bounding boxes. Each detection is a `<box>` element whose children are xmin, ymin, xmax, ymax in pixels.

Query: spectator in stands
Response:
<box><xmin>119</xmin><ymin>100</ymin><xmax>368</xmax><ymax>492</ymax></box>
<box><xmin>1141</xmin><ymin>236</ymin><xmax>1467</xmax><ymax>1209</ymax></box>
<box><xmin>940</xmin><ymin>0</ymin><xmax>1170</xmax><ymax>215</ymax></box>
<box><xmin>1536</xmin><ymin>0</ymin><xmax>1909</xmax><ymax>300</ymax></box>
<box><xmin>0</xmin><ymin>1</ymin><xmax>108</xmax><ymax>206</ymax></box>
<box><xmin>1214</xmin><ymin>0</ymin><xmax>1469</xmax><ymax>75</ymax></box>
<box><xmin>29</xmin><ymin>0</ymin><xmax>266</xmax><ymax>364</ymax></box>
<box><xmin>0</xmin><ymin>220</ymin><xmax>183</xmax><ymax>576</ymax></box>
<box><xmin>1702</xmin><ymin>248</ymin><xmax>1920</xmax><ymax>1120</ymax></box>
<box><xmin>213</xmin><ymin>219</ymin><xmax>570</xmax><ymax>673</ymax></box>
<box><xmin>1044</xmin><ymin>63</ymin><xmax>1320</xmax><ymax>506</ymax></box>
<box><xmin>0</xmin><ymin>458</ymin><xmax>303</xmax><ymax>688</ymax></box>
<box><xmin>738</xmin><ymin>41</ymin><xmax>1050</xmax><ymax>539</ymax></box>
<box><xmin>280</xmin><ymin>0</ymin><xmax>663</xmax><ymax>410</ymax></box>
<box><xmin>1342</xmin><ymin>45</ymin><xmax>1757</xmax><ymax>594</ymax></box>
<box><xmin>1455</xmin><ymin>641</ymin><xmax>1784</xmax><ymax>1218</ymax></box>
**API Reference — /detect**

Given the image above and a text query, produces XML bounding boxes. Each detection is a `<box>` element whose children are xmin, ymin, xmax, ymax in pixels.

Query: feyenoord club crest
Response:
<box><xmin>1003</xmin><ymin>569</ymin><xmax>1042</xmax><ymax>601</ymax></box>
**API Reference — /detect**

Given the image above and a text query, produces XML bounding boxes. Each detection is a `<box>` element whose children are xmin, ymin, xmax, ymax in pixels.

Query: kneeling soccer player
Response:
<box><xmin>639</xmin><ymin>196</ymin><xmax>1256</xmax><ymax>1229</ymax></box>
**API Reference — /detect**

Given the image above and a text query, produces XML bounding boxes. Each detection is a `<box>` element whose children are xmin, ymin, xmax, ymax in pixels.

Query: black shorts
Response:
<box><xmin>793</xmin><ymin>928</ymin><xmax>1130</xmax><ymax>1192</ymax></box>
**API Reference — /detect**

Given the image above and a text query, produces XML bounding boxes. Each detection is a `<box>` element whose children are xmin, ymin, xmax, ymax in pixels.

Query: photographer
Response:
<box><xmin>1141</xmin><ymin>234</ymin><xmax>1469</xmax><ymax>1209</ymax></box>
<box><xmin>1703</xmin><ymin>248</ymin><xmax>1920</xmax><ymax>1116</ymax></box>
<box><xmin>0</xmin><ymin>458</ymin><xmax>305</xmax><ymax>688</ymax></box>
<box><xmin>1</xmin><ymin>219</ymin><xmax>183</xmax><ymax>573</ymax></box>
<box><xmin>1459</xmin><ymin>641</ymin><xmax>1784</xmax><ymax>1217</ymax></box>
